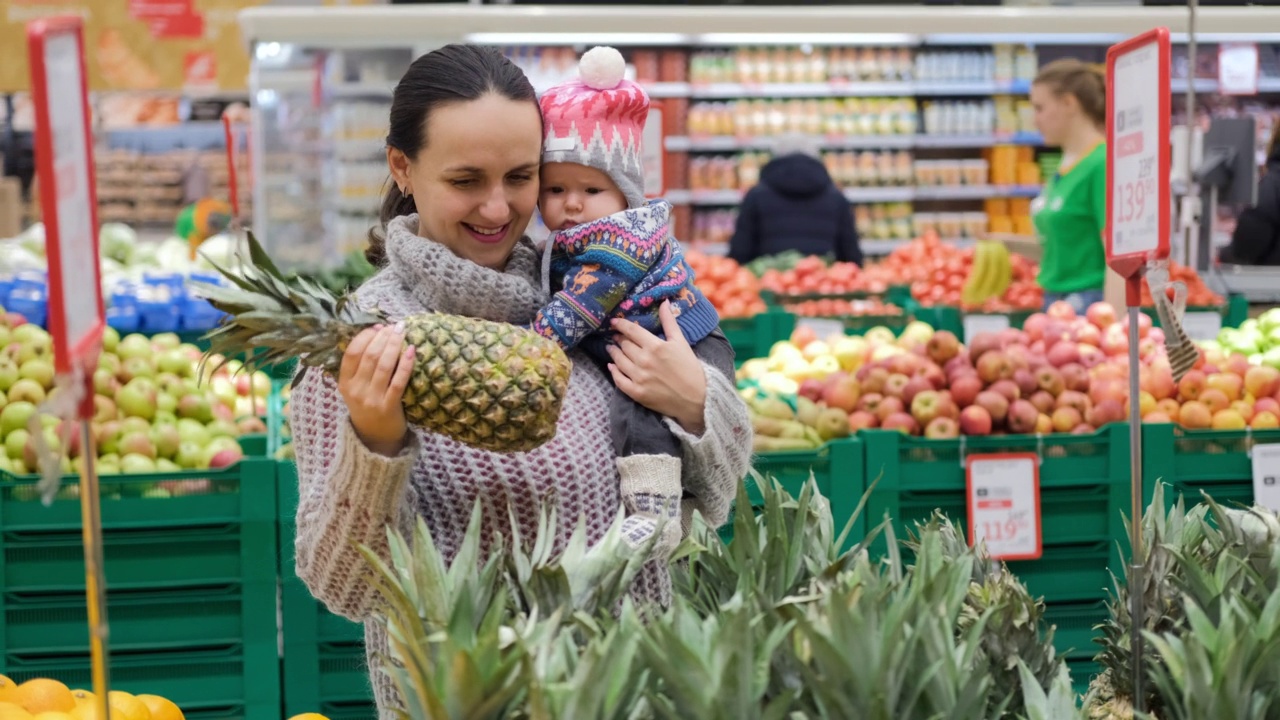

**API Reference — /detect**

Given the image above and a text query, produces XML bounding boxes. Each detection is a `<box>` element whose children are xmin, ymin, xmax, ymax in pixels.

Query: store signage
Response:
<box><xmin>966</xmin><ymin>453</ymin><xmax>1042</xmax><ymax>561</ymax></box>
<box><xmin>1105</xmin><ymin>28</ymin><xmax>1172</xmax><ymax>281</ymax></box>
<box><xmin>1181</xmin><ymin>311</ymin><xmax>1222</xmax><ymax>342</ymax></box>
<box><xmin>963</xmin><ymin>314</ymin><xmax>1010</xmax><ymax>343</ymax></box>
<box><xmin>27</xmin><ymin>15</ymin><xmax>104</xmax><ymax>411</ymax></box>
<box><xmin>1219</xmin><ymin>43</ymin><xmax>1260</xmax><ymax>96</ymax></box>
<box><xmin>1252</xmin><ymin>443</ymin><xmax>1280</xmax><ymax>514</ymax></box>
<box><xmin>796</xmin><ymin>317</ymin><xmax>845</xmax><ymax>341</ymax></box>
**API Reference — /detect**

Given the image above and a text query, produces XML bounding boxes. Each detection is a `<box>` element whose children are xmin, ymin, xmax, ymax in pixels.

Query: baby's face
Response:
<box><xmin>538</xmin><ymin>163</ymin><xmax>628</xmax><ymax>231</ymax></box>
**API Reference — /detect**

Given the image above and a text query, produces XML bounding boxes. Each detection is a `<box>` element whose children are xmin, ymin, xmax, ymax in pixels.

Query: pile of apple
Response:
<box><xmin>1212</xmin><ymin>308</ymin><xmax>1280</xmax><ymax>370</ymax></box>
<box><xmin>0</xmin><ymin>319</ymin><xmax>268</xmax><ymax>482</ymax></box>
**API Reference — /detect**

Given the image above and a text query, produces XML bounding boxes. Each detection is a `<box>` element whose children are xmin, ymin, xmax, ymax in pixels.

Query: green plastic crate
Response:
<box><xmin>722</xmin><ymin>309</ymin><xmax>796</xmax><ymax>363</ymax></box>
<box><xmin>4</xmin><ymin>584</ymin><xmax>253</xmax><ymax>655</ymax></box>
<box><xmin>1142</xmin><ymin>423</ymin><xmax>1279</xmax><ymax>510</ymax></box>
<box><xmin>4</xmin><ymin>645</ymin><xmax>279</xmax><ymax>720</ymax></box>
<box><xmin>861</xmin><ymin>425</ymin><xmax>1131</xmax><ymax>602</ymax></box>
<box><xmin>1067</xmin><ymin>657</ymin><xmax>1102</xmax><ymax>697</ymax></box>
<box><xmin>0</xmin><ymin>458</ymin><xmax>278</xmax><ymax>594</ymax></box>
<box><xmin>1045</xmin><ymin>599</ymin><xmax>1108</xmax><ymax>661</ymax></box>
<box><xmin>278</xmin><ymin>461</ymin><xmax>373</xmax><ymax>717</ymax></box>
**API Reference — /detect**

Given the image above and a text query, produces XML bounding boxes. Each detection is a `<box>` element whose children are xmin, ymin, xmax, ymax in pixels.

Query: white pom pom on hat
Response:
<box><xmin>578</xmin><ymin>46</ymin><xmax>627</xmax><ymax>90</ymax></box>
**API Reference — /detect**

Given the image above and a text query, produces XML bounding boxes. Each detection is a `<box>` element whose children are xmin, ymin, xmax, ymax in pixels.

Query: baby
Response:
<box><xmin>531</xmin><ymin>46</ymin><xmax>733</xmax><ymax>559</ymax></box>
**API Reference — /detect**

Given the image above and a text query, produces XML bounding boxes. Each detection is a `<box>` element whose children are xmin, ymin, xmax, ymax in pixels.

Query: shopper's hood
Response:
<box><xmin>760</xmin><ymin>154</ymin><xmax>833</xmax><ymax>199</ymax></box>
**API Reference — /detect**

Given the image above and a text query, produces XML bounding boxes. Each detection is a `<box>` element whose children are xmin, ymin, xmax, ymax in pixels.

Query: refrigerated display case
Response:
<box><xmin>238</xmin><ymin>4</ymin><xmax>1280</xmax><ymax>299</ymax></box>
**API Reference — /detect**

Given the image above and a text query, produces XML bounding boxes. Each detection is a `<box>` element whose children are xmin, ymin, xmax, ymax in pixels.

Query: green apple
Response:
<box><xmin>18</xmin><ymin>358</ymin><xmax>54</xmax><ymax>390</ymax></box>
<box><xmin>150</xmin><ymin>333</ymin><xmax>181</xmax><ymax>351</ymax></box>
<box><xmin>1264</xmin><ymin>346</ymin><xmax>1280</xmax><ymax>371</ymax></box>
<box><xmin>101</xmin><ymin>326</ymin><xmax>120</xmax><ymax>353</ymax></box>
<box><xmin>176</xmin><ymin>419</ymin><xmax>211</xmax><ymax>447</ymax></box>
<box><xmin>156</xmin><ymin>392</ymin><xmax>178</xmax><ymax>415</ymax></box>
<box><xmin>206</xmin><ymin>419</ymin><xmax>239</xmax><ymax>439</ymax></box>
<box><xmin>93</xmin><ymin>368</ymin><xmax>119</xmax><ymax>397</ymax></box>
<box><xmin>8</xmin><ymin>379</ymin><xmax>45</xmax><ymax>405</ymax></box>
<box><xmin>155</xmin><ymin>458</ymin><xmax>181</xmax><ymax>473</ymax></box>
<box><xmin>120</xmin><ymin>453</ymin><xmax>158</xmax><ymax>474</ymax></box>
<box><xmin>115</xmin><ymin>379</ymin><xmax>157</xmax><ymax>421</ymax></box>
<box><xmin>119</xmin><ymin>431</ymin><xmax>157</xmax><ymax>460</ymax></box>
<box><xmin>157</xmin><ymin>350</ymin><xmax>192</xmax><ymax>378</ymax></box>
<box><xmin>0</xmin><ymin>362</ymin><xmax>19</xmax><ymax>393</ymax></box>
<box><xmin>174</xmin><ymin>441</ymin><xmax>204</xmax><ymax>469</ymax></box>
<box><xmin>177</xmin><ymin>394</ymin><xmax>213</xmax><ymax>423</ymax></box>
<box><xmin>116</xmin><ymin>334</ymin><xmax>153</xmax><ymax>362</ymax></box>
<box><xmin>151</xmin><ymin>423</ymin><xmax>181</xmax><ymax>460</ymax></box>
<box><xmin>96</xmin><ymin>422</ymin><xmax>123</xmax><ymax>456</ymax></box>
<box><xmin>0</xmin><ymin>401</ymin><xmax>37</xmax><ymax>437</ymax></box>
<box><xmin>98</xmin><ymin>352</ymin><xmax>121</xmax><ymax>376</ymax></box>
<box><xmin>120</xmin><ymin>357</ymin><xmax>155</xmax><ymax>383</ymax></box>
<box><xmin>154</xmin><ymin>409</ymin><xmax>177</xmax><ymax>426</ymax></box>
<box><xmin>4</xmin><ymin>428</ymin><xmax>28</xmax><ymax>460</ymax></box>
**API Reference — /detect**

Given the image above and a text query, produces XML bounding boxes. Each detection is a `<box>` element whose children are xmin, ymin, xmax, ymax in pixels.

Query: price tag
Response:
<box><xmin>797</xmin><ymin>317</ymin><xmax>845</xmax><ymax>341</ymax></box>
<box><xmin>1252</xmin><ymin>444</ymin><xmax>1280</xmax><ymax>513</ymax></box>
<box><xmin>1105</xmin><ymin>29</ymin><xmax>1171</xmax><ymax>280</ymax></box>
<box><xmin>27</xmin><ymin>16</ymin><xmax>104</xmax><ymax>406</ymax></box>
<box><xmin>963</xmin><ymin>314</ymin><xmax>1010</xmax><ymax>343</ymax></box>
<box><xmin>643</xmin><ymin>103</ymin><xmax>666</xmax><ymax>198</ymax></box>
<box><xmin>966</xmin><ymin>453</ymin><xmax>1042</xmax><ymax>561</ymax></box>
<box><xmin>1219</xmin><ymin>43</ymin><xmax>1259</xmax><ymax>96</ymax></box>
<box><xmin>1181</xmin><ymin>311</ymin><xmax>1223</xmax><ymax>342</ymax></box>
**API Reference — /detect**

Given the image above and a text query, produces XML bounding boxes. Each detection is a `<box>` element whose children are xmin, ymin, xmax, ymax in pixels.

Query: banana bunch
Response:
<box><xmin>961</xmin><ymin>240</ymin><xmax>1013</xmax><ymax>306</ymax></box>
<box><xmin>740</xmin><ymin>387</ymin><xmax>826</xmax><ymax>452</ymax></box>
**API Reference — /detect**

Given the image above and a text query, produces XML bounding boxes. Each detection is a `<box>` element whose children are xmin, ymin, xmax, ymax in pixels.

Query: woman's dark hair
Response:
<box><xmin>366</xmin><ymin>44</ymin><xmax>539</xmax><ymax>266</ymax></box>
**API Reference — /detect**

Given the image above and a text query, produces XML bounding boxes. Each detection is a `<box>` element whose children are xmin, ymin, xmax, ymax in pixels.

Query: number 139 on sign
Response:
<box><xmin>1115</xmin><ymin>178</ymin><xmax>1155</xmax><ymax>224</ymax></box>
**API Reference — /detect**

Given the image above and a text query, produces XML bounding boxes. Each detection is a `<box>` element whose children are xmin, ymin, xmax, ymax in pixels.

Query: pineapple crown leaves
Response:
<box><xmin>192</xmin><ymin>230</ymin><xmax>381</xmax><ymax>378</ymax></box>
<box><xmin>1017</xmin><ymin>661</ymin><xmax>1088</xmax><ymax>720</ymax></box>
<box><xmin>521</xmin><ymin>607</ymin><xmax>651</xmax><ymax>720</ymax></box>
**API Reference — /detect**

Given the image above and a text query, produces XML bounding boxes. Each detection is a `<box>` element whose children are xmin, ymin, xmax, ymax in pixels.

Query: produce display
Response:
<box><xmin>892</xmin><ymin>235</ymin><xmax>1042</xmax><ymax>310</ymax></box>
<box><xmin>759</xmin><ymin>256</ymin><xmax>880</xmax><ymax>297</ymax></box>
<box><xmin>1214</xmin><ymin>308</ymin><xmax>1280</xmax><ymax>368</ymax></box>
<box><xmin>783</xmin><ymin>297</ymin><xmax>904</xmax><ymax>318</ymax></box>
<box><xmin>684</xmin><ymin>251</ymin><xmax>768</xmax><ymax>318</ymax></box>
<box><xmin>739</xmin><ymin>301</ymin><xmax>1280</xmax><ymax>438</ymax></box>
<box><xmin>0</xmin><ymin>677</ymin><xmax>186</xmax><ymax>720</ymax></box>
<box><xmin>0</xmin><ymin>321</ymin><xmax>268</xmax><ymax>482</ymax></box>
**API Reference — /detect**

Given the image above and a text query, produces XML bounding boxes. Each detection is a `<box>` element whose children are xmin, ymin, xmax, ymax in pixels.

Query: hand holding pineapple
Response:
<box><xmin>338</xmin><ymin>324</ymin><xmax>416</xmax><ymax>456</ymax></box>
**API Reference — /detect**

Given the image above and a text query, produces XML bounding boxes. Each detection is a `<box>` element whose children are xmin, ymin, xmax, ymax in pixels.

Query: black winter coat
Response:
<box><xmin>728</xmin><ymin>154</ymin><xmax>863</xmax><ymax>266</ymax></box>
<box><xmin>1220</xmin><ymin>156</ymin><xmax>1280</xmax><ymax>266</ymax></box>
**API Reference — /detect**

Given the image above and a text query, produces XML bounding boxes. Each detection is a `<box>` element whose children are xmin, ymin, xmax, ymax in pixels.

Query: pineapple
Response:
<box><xmin>195</xmin><ymin>232</ymin><xmax>572</xmax><ymax>453</ymax></box>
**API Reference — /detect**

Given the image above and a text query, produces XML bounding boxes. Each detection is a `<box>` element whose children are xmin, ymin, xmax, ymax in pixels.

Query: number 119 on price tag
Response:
<box><xmin>966</xmin><ymin>453</ymin><xmax>1042</xmax><ymax>561</ymax></box>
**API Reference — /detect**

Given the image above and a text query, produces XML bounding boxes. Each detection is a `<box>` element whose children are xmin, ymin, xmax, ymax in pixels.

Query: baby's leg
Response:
<box><xmin>610</xmin><ymin>387</ymin><xmax>684</xmax><ymax>560</ymax></box>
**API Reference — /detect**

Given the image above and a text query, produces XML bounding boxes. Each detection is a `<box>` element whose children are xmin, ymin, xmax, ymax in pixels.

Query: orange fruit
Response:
<box><xmin>13</xmin><ymin>680</ymin><xmax>74</xmax><ymax>714</ymax></box>
<box><xmin>106</xmin><ymin>692</ymin><xmax>150</xmax><ymax>720</ymax></box>
<box><xmin>31</xmin><ymin>713</ymin><xmax>75</xmax><ymax>720</ymax></box>
<box><xmin>0</xmin><ymin>678</ymin><xmax>18</xmax><ymax>704</ymax></box>
<box><xmin>286</xmin><ymin>715</ymin><xmax>330</xmax><ymax>720</ymax></box>
<box><xmin>0</xmin><ymin>701</ymin><xmax>32</xmax><ymax>719</ymax></box>
<box><xmin>67</xmin><ymin>704</ymin><xmax>99</xmax><ymax>720</ymax></box>
<box><xmin>134</xmin><ymin>697</ymin><xmax>181</xmax><ymax>720</ymax></box>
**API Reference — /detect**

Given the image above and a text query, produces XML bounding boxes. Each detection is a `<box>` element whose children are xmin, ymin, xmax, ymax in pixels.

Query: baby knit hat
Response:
<box><xmin>539</xmin><ymin>46</ymin><xmax>650</xmax><ymax>209</ymax></box>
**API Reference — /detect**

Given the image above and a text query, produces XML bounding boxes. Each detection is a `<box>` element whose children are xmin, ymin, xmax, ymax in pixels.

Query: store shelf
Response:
<box><xmin>668</xmin><ymin>185</ymin><xmax>1038</xmax><ymax>206</ymax></box>
<box><xmin>686</xmin><ymin>82</ymin><xmax>914</xmax><ymax>99</ymax></box>
<box><xmin>1170</xmin><ymin>77</ymin><xmax>1280</xmax><ymax>94</ymax></box>
<box><xmin>1209</xmin><ymin>264</ymin><xmax>1280</xmax><ymax>303</ymax></box>
<box><xmin>665</xmin><ymin>132</ymin><xmax>1043</xmax><ymax>153</ymax></box>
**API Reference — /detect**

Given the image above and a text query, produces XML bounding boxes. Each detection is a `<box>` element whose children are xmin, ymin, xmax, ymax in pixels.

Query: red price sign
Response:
<box><xmin>1105</xmin><ymin>28</ymin><xmax>1171</xmax><ymax>282</ymax></box>
<box><xmin>27</xmin><ymin>16</ymin><xmax>104</xmax><ymax>419</ymax></box>
<box><xmin>966</xmin><ymin>453</ymin><xmax>1042</xmax><ymax>561</ymax></box>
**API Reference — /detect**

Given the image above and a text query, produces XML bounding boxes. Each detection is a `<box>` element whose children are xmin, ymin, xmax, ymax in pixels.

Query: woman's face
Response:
<box><xmin>1030</xmin><ymin>83</ymin><xmax>1077</xmax><ymax>147</ymax></box>
<box><xmin>389</xmin><ymin>93</ymin><xmax>543</xmax><ymax>271</ymax></box>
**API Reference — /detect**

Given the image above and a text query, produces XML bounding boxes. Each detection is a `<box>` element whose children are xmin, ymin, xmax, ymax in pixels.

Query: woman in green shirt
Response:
<box><xmin>1029</xmin><ymin>59</ymin><xmax>1108</xmax><ymax>313</ymax></box>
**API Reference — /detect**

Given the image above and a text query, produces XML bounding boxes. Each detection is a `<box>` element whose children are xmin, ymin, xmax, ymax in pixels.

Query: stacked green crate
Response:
<box><xmin>861</xmin><ymin>426</ymin><xmax>1131</xmax><ymax>688</ymax></box>
<box><xmin>1142</xmin><ymin>423</ymin><xmax>1279</xmax><ymax>509</ymax></box>
<box><xmin>0</xmin><ymin>459</ymin><xmax>280</xmax><ymax>720</ymax></box>
<box><xmin>722</xmin><ymin>309</ymin><xmax>796</xmax><ymax>364</ymax></box>
<box><xmin>277</xmin><ymin>461</ymin><xmax>375</xmax><ymax>719</ymax></box>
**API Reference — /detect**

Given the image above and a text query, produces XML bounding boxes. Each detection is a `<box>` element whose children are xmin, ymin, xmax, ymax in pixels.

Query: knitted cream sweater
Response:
<box><xmin>289</xmin><ymin>215</ymin><xmax>753</xmax><ymax>718</ymax></box>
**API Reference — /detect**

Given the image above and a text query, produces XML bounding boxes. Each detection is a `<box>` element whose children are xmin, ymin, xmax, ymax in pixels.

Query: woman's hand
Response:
<box><xmin>338</xmin><ymin>324</ymin><xmax>416</xmax><ymax>456</ymax></box>
<box><xmin>607</xmin><ymin>301</ymin><xmax>707</xmax><ymax>435</ymax></box>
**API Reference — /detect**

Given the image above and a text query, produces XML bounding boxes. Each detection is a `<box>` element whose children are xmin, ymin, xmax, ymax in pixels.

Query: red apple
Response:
<box><xmin>1022</xmin><ymin>313</ymin><xmax>1049</xmax><ymax>341</ymax></box>
<box><xmin>1245</xmin><ymin>366</ymin><xmax>1280</xmax><ymax>401</ymax></box>
<box><xmin>1078</xmin><ymin>345</ymin><xmax>1107</xmax><ymax>368</ymax></box>
<box><xmin>1029</xmin><ymin>390</ymin><xmax>1057</xmax><ymax>415</ymax></box>
<box><xmin>1085</xmin><ymin>302</ymin><xmax>1118</xmax><ymax>330</ymax></box>
<box><xmin>902</xmin><ymin>376</ymin><xmax>935</xmax><ymax>406</ymax></box>
<box><xmin>1252</xmin><ymin>411</ymin><xmax>1280</xmax><ymax>429</ymax></box>
<box><xmin>849</xmin><ymin>410</ymin><xmax>879</xmax><ymax>431</ymax></box>
<box><xmin>1012</xmin><ymin>368</ymin><xmax>1039</xmax><ymax>398</ymax></box>
<box><xmin>1177</xmin><ymin>370</ymin><xmax>1207</xmax><ymax>402</ymax></box>
<box><xmin>959</xmin><ymin>405</ymin><xmax>993</xmax><ymax>436</ymax></box>
<box><xmin>884</xmin><ymin>373</ymin><xmax>911</xmax><ymax>399</ymax></box>
<box><xmin>1137</xmin><ymin>312</ymin><xmax>1153</xmax><ymax>338</ymax></box>
<box><xmin>1206</xmin><ymin>373</ymin><xmax>1244</xmax><ymax>402</ymax></box>
<box><xmin>1047</xmin><ymin>342</ymin><xmax>1081</xmax><ymax>368</ymax></box>
<box><xmin>1046</xmin><ymin>300</ymin><xmax>1077</xmax><ymax>320</ymax></box>
<box><xmin>1036</xmin><ymin>413</ymin><xmax>1054</xmax><ymax>434</ymax></box>
<box><xmin>1255</xmin><ymin>397</ymin><xmax>1280</xmax><ymax>418</ymax></box>
<box><xmin>1212</xmin><ymin>409</ymin><xmax>1247</xmax><ymax>430</ymax></box>
<box><xmin>861</xmin><ymin>368</ymin><xmax>890</xmax><ymax>395</ymax></box>
<box><xmin>1144</xmin><ymin>412</ymin><xmax>1173</xmax><ymax>424</ymax></box>
<box><xmin>926</xmin><ymin>330</ymin><xmax>961</xmax><ymax>365</ymax></box>
<box><xmin>1199</xmin><ymin>388</ymin><xmax>1230</xmax><ymax>415</ymax></box>
<box><xmin>974</xmin><ymin>390</ymin><xmax>1010</xmax><ymax>423</ymax></box>
<box><xmin>1157</xmin><ymin>398</ymin><xmax>1181</xmax><ymax>418</ymax></box>
<box><xmin>1035</xmin><ymin>366</ymin><xmax>1066</xmax><ymax>397</ymax></box>
<box><xmin>916</xmin><ymin>363</ymin><xmax>947</xmax><ymax>390</ymax></box>
<box><xmin>1007</xmin><ymin>399</ymin><xmax>1040</xmax><ymax>434</ymax></box>
<box><xmin>881</xmin><ymin>412</ymin><xmax>919</xmax><ymax>436</ymax></box>
<box><xmin>968</xmin><ymin>333</ymin><xmax>1003</xmax><ymax>363</ymax></box>
<box><xmin>950</xmin><ymin>375</ymin><xmax>984</xmax><ymax>408</ymax></box>
<box><xmin>822</xmin><ymin>375</ymin><xmax>862</xmax><ymax>414</ymax></box>
<box><xmin>924</xmin><ymin>416</ymin><xmax>960</xmax><ymax>439</ymax></box>
<box><xmin>876</xmin><ymin>396</ymin><xmax>906</xmax><ymax>423</ymax></box>
<box><xmin>798</xmin><ymin>378</ymin><xmax>827</xmax><ymax>403</ymax></box>
<box><xmin>858</xmin><ymin>392</ymin><xmax>885</xmax><ymax>414</ymax></box>
<box><xmin>1072</xmin><ymin>423</ymin><xmax>1096</xmax><ymax>435</ymax></box>
<box><xmin>1230</xmin><ymin>400</ymin><xmax>1255</xmax><ymax>422</ymax></box>
<box><xmin>976</xmin><ymin>351</ymin><xmax>1015</xmax><ymax>384</ymax></box>
<box><xmin>1087</xmin><ymin>398</ymin><xmax>1125</xmax><ymax>428</ymax></box>
<box><xmin>989</xmin><ymin>379</ymin><xmax>1021</xmax><ymax>403</ymax></box>
<box><xmin>1059</xmin><ymin>363</ymin><xmax>1090</xmax><ymax>393</ymax></box>
<box><xmin>1072</xmin><ymin>323</ymin><xmax>1102</xmax><ymax>347</ymax></box>
<box><xmin>1225</xmin><ymin>354</ymin><xmax>1252</xmax><ymax>378</ymax></box>
<box><xmin>1056</xmin><ymin>390</ymin><xmax>1092</xmax><ymax>417</ymax></box>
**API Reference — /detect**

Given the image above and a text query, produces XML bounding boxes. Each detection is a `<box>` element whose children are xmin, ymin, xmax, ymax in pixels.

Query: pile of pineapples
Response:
<box><xmin>1085</xmin><ymin>485</ymin><xmax>1280</xmax><ymax>720</ymax></box>
<box><xmin>361</xmin><ymin>477</ymin><xmax>1083</xmax><ymax>720</ymax></box>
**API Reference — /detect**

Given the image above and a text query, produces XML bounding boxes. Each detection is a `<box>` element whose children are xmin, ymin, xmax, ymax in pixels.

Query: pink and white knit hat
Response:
<box><xmin>539</xmin><ymin>46</ymin><xmax>650</xmax><ymax>209</ymax></box>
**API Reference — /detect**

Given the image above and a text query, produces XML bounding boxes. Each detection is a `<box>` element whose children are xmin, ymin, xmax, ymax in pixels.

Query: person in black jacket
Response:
<box><xmin>728</xmin><ymin>135</ymin><xmax>863</xmax><ymax>266</ymax></box>
<box><xmin>1220</xmin><ymin>124</ymin><xmax>1280</xmax><ymax>266</ymax></box>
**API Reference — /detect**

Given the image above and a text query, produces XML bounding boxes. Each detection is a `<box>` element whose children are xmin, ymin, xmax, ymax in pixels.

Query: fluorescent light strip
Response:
<box><xmin>924</xmin><ymin>33</ymin><xmax>1129</xmax><ymax>45</ymax></box>
<box><xmin>696</xmin><ymin>33</ymin><xmax>917</xmax><ymax>46</ymax></box>
<box><xmin>466</xmin><ymin>33</ymin><xmax>691</xmax><ymax>46</ymax></box>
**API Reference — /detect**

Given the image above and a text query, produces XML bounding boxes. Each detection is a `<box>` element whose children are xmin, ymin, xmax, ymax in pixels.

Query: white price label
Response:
<box><xmin>1181</xmin><ymin>311</ymin><xmax>1223</xmax><ymax>342</ymax></box>
<box><xmin>1219</xmin><ymin>43</ymin><xmax>1260</xmax><ymax>96</ymax></box>
<box><xmin>642</xmin><ymin>106</ymin><xmax>665</xmax><ymax>197</ymax></box>
<box><xmin>41</xmin><ymin>32</ymin><xmax>100</xmax><ymax>351</ymax></box>
<box><xmin>797</xmin><ymin>317</ymin><xmax>845</xmax><ymax>341</ymax></box>
<box><xmin>1110</xmin><ymin>41</ymin><xmax>1163</xmax><ymax>257</ymax></box>
<box><xmin>967</xmin><ymin>454</ymin><xmax>1042</xmax><ymax>561</ymax></box>
<box><xmin>1252</xmin><ymin>443</ymin><xmax>1280</xmax><ymax>513</ymax></box>
<box><xmin>963</xmin><ymin>314</ymin><xmax>1010</xmax><ymax>343</ymax></box>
